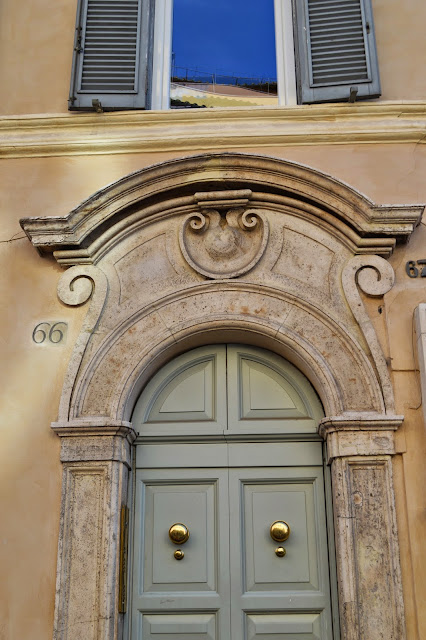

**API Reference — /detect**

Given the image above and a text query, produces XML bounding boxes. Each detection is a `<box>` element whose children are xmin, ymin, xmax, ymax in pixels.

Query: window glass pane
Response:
<box><xmin>171</xmin><ymin>0</ymin><xmax>277</xmax><ymax>108</ymax></box>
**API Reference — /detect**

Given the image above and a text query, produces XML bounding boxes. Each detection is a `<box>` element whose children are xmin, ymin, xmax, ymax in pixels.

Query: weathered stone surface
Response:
<box><xmin>331</xmin><ymin>456</ymin><xmax>405</xmax><ymax>640</ymax></box>
<box><xmin>53</xmin><ymin>429</ymin><xmax>133</xmax><ymax>640</ymax></box>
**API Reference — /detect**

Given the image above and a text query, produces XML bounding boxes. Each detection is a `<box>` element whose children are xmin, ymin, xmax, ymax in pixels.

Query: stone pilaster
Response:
<box><xmin>320</xmin><ymin>416</ymin><xmax>406</xmax><ymax>640</ymax></box>
<box><xmin>51</xmin><ymin>421</ymin><xmax>136</xmax><ymax>640</ymax></box>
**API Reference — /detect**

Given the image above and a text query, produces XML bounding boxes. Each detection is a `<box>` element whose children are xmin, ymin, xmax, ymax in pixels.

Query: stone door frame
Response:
<box><xmin>21</xmin><ymin>153</ymin><xmax>424</xmax><ymax>640</ymax></box>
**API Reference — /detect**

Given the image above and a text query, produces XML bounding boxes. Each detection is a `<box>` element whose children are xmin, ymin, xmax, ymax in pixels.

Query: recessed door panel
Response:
<box><xmin>143</xmin><ymin>482</ymin><xmax>215</xmax><ymax>591</ymax></box>
<box><xmin>246</xmin><ymin>613</ymin><xmax>322</xmax><ymax>639</ymax></box>
<box><xmin>132</xmin><ymin>345</ymin><xmax>227</xmax><ymax>436</ymax></box>
<box><xmin>141</xmin><ymin>613</ymin><xmax>217</xmax><ymax>640</ymax></box>
<box><xmin>226</xmin><ymin>345</ymin><xmax>323</xmax><ymax>435</ymax></box>
<box><xmin>243</xmin><ymin>480</ymin><xmax>318</xmax><ymax>591</ymax></box>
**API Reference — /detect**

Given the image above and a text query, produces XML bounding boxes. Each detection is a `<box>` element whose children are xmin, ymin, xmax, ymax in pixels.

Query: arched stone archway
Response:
<box><xmin>21</xmin><ymin>153</ymin><xmax>421</xmax><ymax>640</ymax></box>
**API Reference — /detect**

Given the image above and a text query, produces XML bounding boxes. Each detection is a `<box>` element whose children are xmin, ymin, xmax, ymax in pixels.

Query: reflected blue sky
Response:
<box><xmin>172</xmin><ymin>0</ymin><xmax>277</xmax><ymax>82</ymax></box>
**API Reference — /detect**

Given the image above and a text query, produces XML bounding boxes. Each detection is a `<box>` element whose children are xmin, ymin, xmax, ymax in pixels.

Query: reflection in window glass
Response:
<box><xmin>171</xmin><ymin>0</ymin><xmax>277</xmax><ymax>108</ymax></box>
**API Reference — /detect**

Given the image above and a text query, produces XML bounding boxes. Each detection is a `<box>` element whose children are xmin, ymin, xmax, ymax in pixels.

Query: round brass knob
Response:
<box><xmin>169</xmin><ymin>523</ymin><xmax>190</xmax><ymax>545</ymax></box>
<box><xmin>270</xmin><ymin>520</ymin><xmax>290</xmax><ymax>543</ymax></box>
<box><xmin>275</xmin><ymin>547</ymin><xmax>286</xmax><ymax>557</ymax></box>
<box><xmin>174</xmin><ymin>549</ymin><xmax>184</xmax><ymax>560</ymax></box>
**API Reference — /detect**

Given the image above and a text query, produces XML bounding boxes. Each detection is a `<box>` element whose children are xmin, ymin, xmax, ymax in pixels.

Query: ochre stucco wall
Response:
<box><xmin>1</xmin><ymin>142</ymin><xmax>425</xmax><ymax>639</ymax></box>
<box><xmin>0</xmin><ymin>0</ymin><xmax>425</xmax><ymax>116</ymax></box>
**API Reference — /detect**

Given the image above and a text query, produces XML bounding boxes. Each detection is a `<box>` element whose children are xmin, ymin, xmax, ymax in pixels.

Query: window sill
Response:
<box><xmin>1</xmin><ymin>101</ymin><xmax>425</xmax><ymax>158</ymax></box>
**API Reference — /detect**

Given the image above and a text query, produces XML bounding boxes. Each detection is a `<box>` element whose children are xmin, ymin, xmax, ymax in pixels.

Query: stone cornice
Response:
<box><xmin>20</xmin><ymin>153</ymin><xmax>424</xmax><ymax>261</ymax></box>
<box><xmin>319</xmin><ymin>413</ymin><xmax>404</xmax><ymax>433</ymax></box>
<box><xmin>52</xmin><ymin>420</ymin><xmax>137</xmax><ymax>465</ymax></box>
<box><xmin>319</xmin><ymin>414</ymin><xmax>404</xmax><ymax>462</ymax></box>
<box><xmin>1</xmin><ymin>101</ymin><xmax>426</xmax><ymax>158</ymax></box>
<box><xmin>51</xmin><ymin>419</ymin><xmax>136</xmax><ymax>440</ymax></box>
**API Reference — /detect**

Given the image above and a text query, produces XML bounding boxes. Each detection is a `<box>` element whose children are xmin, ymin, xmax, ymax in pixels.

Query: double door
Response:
<box><xmin>130</xmin><ymin>345</ymin><xmax>336</xmax><ymax>639</ymax></box>
<box><xmin>131</xmin><ymin>443</ymin><xmax>334</xmax><ymax>639</ymax></box>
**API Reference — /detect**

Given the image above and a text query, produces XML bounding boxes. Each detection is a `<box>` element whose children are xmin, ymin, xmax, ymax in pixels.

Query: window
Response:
<box><xmin>170</xmin><ymin>0</ymin><xmax>279</xmax><ymax>109</ymax></box>
<box><xmin>69</xmin><ymin>0</ymin><xmax>380</xmax><ymax>111</ymax></box>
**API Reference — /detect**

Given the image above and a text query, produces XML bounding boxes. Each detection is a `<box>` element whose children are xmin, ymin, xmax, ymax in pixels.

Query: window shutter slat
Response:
<box><xmin>69</xmin><ymin>0</ymin><xmax>153</xmax><ymax>110</ymax></box>
<box><xmin>294</xmin><ymin>0</ymin><xmax>381</xmax><ymax>104</ymax></box>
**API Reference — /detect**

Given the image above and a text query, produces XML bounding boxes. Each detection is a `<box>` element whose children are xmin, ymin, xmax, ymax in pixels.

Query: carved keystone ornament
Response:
<box><xmin>179</xmin><ymin>190</ymin><xmax>269</xmax><ymax>279</ymax></box>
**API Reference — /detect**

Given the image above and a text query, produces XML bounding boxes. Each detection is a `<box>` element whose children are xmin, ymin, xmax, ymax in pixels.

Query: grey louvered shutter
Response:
<box><xmin>69</xmin><ymin>0</ymin><xmax>153</xmax><ymax>110</ymax></box>
<box><xmin>293</xmin><ymin>0</ymin><xmax>381</xmax><ymax>104</ymax></box>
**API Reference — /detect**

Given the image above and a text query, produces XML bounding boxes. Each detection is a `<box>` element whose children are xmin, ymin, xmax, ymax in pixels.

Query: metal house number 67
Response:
<box><xmin>405</xmin><ymin>260</ymin><xmax>426</xmax><ymax>278</ymax></box>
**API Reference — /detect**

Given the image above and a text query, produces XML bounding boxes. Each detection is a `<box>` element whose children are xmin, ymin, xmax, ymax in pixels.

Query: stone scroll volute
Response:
<box><xmin>57</xmin><ymin>265</ymin><xmax>108</xmax><ymax>421</ymax></box>
<box><xmin>179</xmin><ymin>190</ymin><xmax>269</xmax><ymax>279</ymax></box>
<box><xmin>342</xmin><ymin>255</ymin><xmax>396</xmax><ymax>414</ymax></box>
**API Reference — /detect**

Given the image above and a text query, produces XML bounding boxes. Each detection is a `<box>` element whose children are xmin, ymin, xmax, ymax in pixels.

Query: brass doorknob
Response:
<box><xmin>169</xmin><ymin>523</ymin><xmax>190</xmax><ymax>545</ymax></box>
<box><xmin>270</xmin><ymin>520</ymin><xmax>290</xmax><ymax>543</ymax></box>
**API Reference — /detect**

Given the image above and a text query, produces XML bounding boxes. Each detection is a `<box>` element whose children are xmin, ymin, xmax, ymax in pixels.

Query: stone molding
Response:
<box><xmin>20</xmin><ymin>153</ymin><xmax>422</xmax><ymax>263</ymax></box>
<box><xmin>319</xmin><ymin>415</ymin><xmax>406</xmax><ymax>638</ymax></box>
<box><xmin>57</xmin><ymin>278</ymin><xmax>386</xmax><ymax>421</ymax></box>
<box><xmin>2</xmin><ymin>101</ymin><xmax>426</xmax><ymax>158</ymax></box>
<box><xmin>52</xmin><ymin>421</ymin><xmax>136</xmax><ymax>465</ymax></box>
<box><xmin>319</xmin><ymin>415</ymin><xmax>403</xmax><ymax>462</ymax></box>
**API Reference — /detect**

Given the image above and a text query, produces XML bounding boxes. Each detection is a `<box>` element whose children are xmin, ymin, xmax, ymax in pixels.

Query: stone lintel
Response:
<box><xmin>319</xmin><ymin>414</ymin><xmax>404</xmax><ymax>463</ymax></box>
<box><xmin>52</xmin><ymin>420</ymin><xmax>137</xmax><ymax>466</ymax></box>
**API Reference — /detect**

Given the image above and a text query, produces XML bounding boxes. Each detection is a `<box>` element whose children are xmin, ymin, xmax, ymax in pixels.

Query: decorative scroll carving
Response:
<box><xmin>179</xmin><ymin>207</ymin><xmax>269</xmax><ymax>279</ymax></box>
<box><xmin>57</xmin><ymin>266</ymin><xmax>108</xmax><ymax>421</ymax></box>
<box><xmin>342</xmin><ymin>255</ymin><xmax>395</xmax><ymax>414</ymax></box>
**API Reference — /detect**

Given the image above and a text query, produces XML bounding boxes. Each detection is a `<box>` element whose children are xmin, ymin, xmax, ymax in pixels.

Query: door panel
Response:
<box><xmin>227</xmin><ymin>442</ymin><xmax>323</xmax><ymax>468</ymax></box>
<box><xmin>226</xmin><ymin>345</ymin><xmax>323</xmax><ymax>435</ymax></box>
<box><xmin>141</xmin><ymin>613</ymin><xmax>217</xmax><ymax>640</ymax></box>
<box><xmin>244</xmin><ymin>482</ymin><xmax>315</xmax><ymax>590</ymax></box>
<box><xmin>132</xmin><ymin>468</ymin><xmax>230</xmax><ymax>639</ymax></box>
<box><xmin>144</xmin><ymin>483</ymin><xmax>216</xmax><ymax>591</ymax></box>
<box><xmin>229</xmin><ymin>467</ymin><xmax>333</xmax><ymax>639</ymax></box>
<box><xmin>132</xmin><ymin>345</ymin><xmax>227</xmax><ymax>436</ymax></box>
<box><xmin>137</xmin><ymin>444</ymin><xmax>229</xmax><ymax>469</ymax></box>
<box><xmin>246</xmin><ymin>613</ymin><xmax>322</xmax><ymax>640</ymax></box>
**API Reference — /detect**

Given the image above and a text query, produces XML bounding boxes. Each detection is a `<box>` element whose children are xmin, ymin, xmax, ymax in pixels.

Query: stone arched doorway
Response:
<box><xmin>20</xmin><ymin>152</ymin><xmax>420</xmax><ymax>640</ymax></box>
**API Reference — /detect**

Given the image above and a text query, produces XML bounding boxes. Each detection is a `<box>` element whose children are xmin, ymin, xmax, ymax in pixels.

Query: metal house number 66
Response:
<box><xmin>32</xmin><ymin>322</ymin><xmax>67</xmax><ymax>344</ymax></box>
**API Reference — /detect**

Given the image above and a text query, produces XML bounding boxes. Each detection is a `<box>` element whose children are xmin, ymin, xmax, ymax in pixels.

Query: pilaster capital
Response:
<box><xmin>319</xmin><ymin>413</ymin><xmax>404</xmax><ymax>463</ymax></box>
<box><xmin>51</xmin><ymin>419</ymin><xmax>137</xmax><ymax>466</ymax></box>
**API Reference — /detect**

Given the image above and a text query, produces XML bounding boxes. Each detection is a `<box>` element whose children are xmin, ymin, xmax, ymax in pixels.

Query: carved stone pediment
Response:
<box><xmin>179</xmin><ymin>190</ymin><xmax>268</xmax><ymax>279</ymax></box>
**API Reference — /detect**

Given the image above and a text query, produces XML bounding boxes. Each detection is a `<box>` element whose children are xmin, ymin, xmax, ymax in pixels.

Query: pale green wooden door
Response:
<box><xmin>131</xmin><ymin>345</ymin><xmax>335</xmax><ymax>639</ymax></box>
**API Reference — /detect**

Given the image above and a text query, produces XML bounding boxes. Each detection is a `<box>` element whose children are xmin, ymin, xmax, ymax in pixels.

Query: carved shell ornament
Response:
<box><xmin>179</xmin><ymin>207</ymin><xmax>269</xmax><ymax>279</ymax></box>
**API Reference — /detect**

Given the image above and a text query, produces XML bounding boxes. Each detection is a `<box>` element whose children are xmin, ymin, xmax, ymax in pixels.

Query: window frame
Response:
<box><xmin>150</xmin><ymin>0</ymin><xmax>297</xmax><ymax>110</ymax></box>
